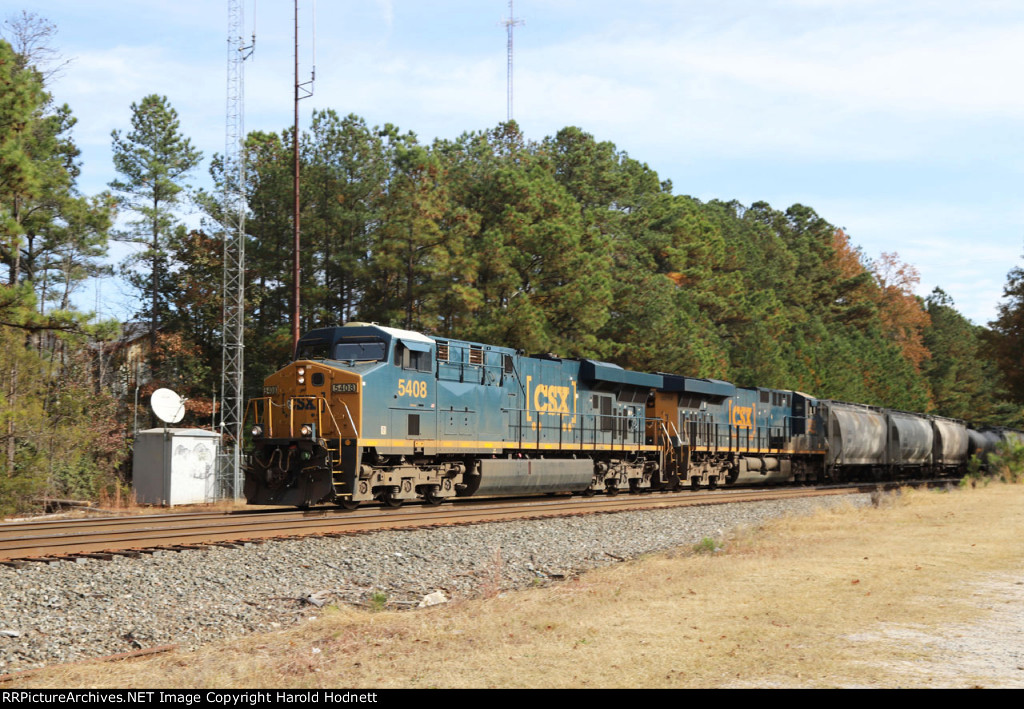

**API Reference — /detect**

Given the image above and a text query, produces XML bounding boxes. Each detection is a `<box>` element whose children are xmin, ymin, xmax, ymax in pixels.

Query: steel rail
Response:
<box><xmin>0</xmin><ymin>484</ymin><xmax>884</xmax><ymax>563</ymax></box>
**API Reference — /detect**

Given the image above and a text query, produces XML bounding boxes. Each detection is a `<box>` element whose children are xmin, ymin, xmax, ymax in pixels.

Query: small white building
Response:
<box><xmin>132</xmin><ymin>428</ymin><xmax>222</xmax><ymax>506</ymax></box>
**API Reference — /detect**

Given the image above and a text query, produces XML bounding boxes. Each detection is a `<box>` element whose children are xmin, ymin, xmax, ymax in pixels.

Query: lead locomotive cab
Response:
<box><xmin>244</xmin><ymin>322</ymin><xmax>428</xmax><ymax>508</ymax></box>
<box><xmin>247</xmin><ymin>322</ymin><xmax>514</xmax><ymax>508</ymax></box>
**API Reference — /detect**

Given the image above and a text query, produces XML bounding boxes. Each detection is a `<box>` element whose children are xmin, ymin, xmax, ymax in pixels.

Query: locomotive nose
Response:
<box><xmin>264</xmin><ymin>361</ymin><xmax>362</xmax><ymax>441</ymax></box>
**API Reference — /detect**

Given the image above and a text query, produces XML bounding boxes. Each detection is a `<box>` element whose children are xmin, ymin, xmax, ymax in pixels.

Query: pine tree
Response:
<box><xmin>110</xmin><ymin>95</ymin><xmax>201</xmax><ymax>348</ymax></box>
<box><xmin>987</xmin><ymin>263</ymin><xmax>1024</xmax><ymax>405</ymax></box>
<box><xmin>0</xmin><ymin>38</ymin><xmax>46</xmax><ymax>293</ymax></box>
<box><xmin>0</xmin><ymin>26</ymin><xmax>124</xmax><ymax>512</ymax></box>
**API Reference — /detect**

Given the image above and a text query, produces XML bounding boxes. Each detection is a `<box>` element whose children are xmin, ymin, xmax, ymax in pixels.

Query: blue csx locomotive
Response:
<box><xmin>243</xmin><ymin>322</ymin><xmax>1022</xmax><ymax>508</ymax></box>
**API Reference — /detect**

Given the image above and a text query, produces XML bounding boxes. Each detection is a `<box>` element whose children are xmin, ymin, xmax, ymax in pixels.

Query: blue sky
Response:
<box><xmin>10</xmin><ymin>0</ymin><xmax>1024</xmax><ymax>326</ymax></box>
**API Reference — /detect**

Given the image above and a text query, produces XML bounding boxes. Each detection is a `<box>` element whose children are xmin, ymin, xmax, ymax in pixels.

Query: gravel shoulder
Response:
<box><xmin>2</xmin><ymin>491</ymin><xmax>1023</xmax><ymax>688</ymax></box>
<box><xmin>0</xmin><ymin>496</ymin><xmax>867</xmax><ymax>674</ymax></box>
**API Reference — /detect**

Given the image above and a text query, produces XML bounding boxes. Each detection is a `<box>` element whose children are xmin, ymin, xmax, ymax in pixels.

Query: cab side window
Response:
<box><xmin>395</xmin><ymin>343</ymin><xmax>432</xmax><ymax>373</ymax></box>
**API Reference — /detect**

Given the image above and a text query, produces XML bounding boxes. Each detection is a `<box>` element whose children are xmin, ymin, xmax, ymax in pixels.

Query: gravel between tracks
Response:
<box><xmin>0</xmin><ymin>496</ymin><xmax>863</xmax><ymax>674</ymax></box>
<box><xmin>0</xmin><ymin>493</ymin><xmax>1019</xmax><ymax>687</ymax></box>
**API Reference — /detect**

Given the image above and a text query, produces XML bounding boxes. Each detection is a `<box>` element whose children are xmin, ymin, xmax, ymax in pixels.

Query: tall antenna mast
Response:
<box><xmin>503</xmin><ymin>0</ymin><xmax>524</xmax><ymax>122</ymax></box>
<box><xmin>221</xmin><ymin>0</ymin><xmax>254</xmax><ymax>499</ymax></box>
<box><xmin>292</xmin><ymin>0</ymin><xmax>315</xmax><ymax>352</ymax></box>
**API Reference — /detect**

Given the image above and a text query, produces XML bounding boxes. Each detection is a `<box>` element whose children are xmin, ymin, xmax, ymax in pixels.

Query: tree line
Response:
<box><xmin>1</xmin><ymin>17</ymin><xmax>1023</xmax><ymax>513</ymax></box>
<box><xmin>197</xmin><ymin>113</ymin><xmax>1021</xmax><ymax>427</ymax></box>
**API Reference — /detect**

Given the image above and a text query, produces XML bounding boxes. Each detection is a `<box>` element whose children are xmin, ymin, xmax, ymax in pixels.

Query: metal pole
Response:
<box><xmin>222</xmin><ymin>0</ymin><xmax>252</xmax><ymax>499</ymax></box>
<box><xmin>292</xmin><ymin>0</ymin><xmax>302</xmax><ymax>354</ymax></box>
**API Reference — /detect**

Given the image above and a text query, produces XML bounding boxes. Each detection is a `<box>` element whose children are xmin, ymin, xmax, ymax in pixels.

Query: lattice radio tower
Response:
<box><xmin>503</xmin><ymin>0</ymin><xmax>524</xmax><ymax>122</ymax></box>
<box><xmin>220</xmin><ymin>0</ymin><xmax>254</xmax><ymax>499</ymax></box>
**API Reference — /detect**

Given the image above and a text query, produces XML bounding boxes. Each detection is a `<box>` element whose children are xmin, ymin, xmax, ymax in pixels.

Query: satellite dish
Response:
<box><xmin>151</xmin><ymin>388</ymin><xmax>186</xmax><ymax>425</ymax></box>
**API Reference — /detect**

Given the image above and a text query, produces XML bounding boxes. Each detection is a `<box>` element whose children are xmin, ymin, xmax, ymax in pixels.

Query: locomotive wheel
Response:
<box><xmin>422</xmin><ymin>486</ymin><xmax>444</xmax><ymax>506</ymax></box>
<box><xmin>605</xmin><ymin>486</ymin><xmax>619</xmax><ymax>496</ymax></box>
<box><xmin>336</xmin><ymin>499</ymin><xmax>360</xmax><ymax>511</ymax></box>
<box><xmin>380</xmin><ymin>488</ymin><xmax>404</xmax><ymax>508</ymax></box>
<box><xmin>579</xmin><ymin>488</ymin><xmax>596</xmax><ymax>497</ymax></box>
<box><xmin>707</xmin><ymin>476</ymin><xmax>719</xmax><ymax>490</ymax></box>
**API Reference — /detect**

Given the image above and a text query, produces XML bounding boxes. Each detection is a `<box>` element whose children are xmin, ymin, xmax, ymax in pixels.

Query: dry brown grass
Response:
<box><xmin>93</xmin><ymin>486</ymin><xmax>259</xmax><ymax>516</ymax></box>
<box><xmin>9</xmin><ymin>484</ymin><xmax>1024</xmax><ymax>688</ymax></box>
<box><xmin>96</xmin><ymin>485</ymin><xmax>139</xmax><ymax>513</ymax></box>
<box><xmin>7</xmin><ymin>497</ymin><xmax>259</xmax><ymax>522</ymax></box>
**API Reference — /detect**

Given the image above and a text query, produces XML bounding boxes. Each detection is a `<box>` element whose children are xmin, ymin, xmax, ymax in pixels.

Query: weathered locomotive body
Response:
<box><xmin>244</xmin><ymin>323</ymin><xmax>996</xmax><ymax>508</ymax></box>
<box><xmin>645</xmin><ymin>376</ymin><xmax>827</xmax><ymax>489</ymax></box>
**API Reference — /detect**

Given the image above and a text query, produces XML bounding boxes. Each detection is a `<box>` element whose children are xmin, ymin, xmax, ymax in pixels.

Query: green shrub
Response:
<box><xmin>693</xmin><ymin>537</ymin><xmax>719</xmax><ymax>554</ymax></box>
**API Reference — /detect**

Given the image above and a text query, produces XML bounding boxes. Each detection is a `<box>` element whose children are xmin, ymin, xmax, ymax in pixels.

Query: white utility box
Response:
<box><xmin>132</xmin><ymin>428</ymin><xmax>222</xmax><ymax>506</ymax></box>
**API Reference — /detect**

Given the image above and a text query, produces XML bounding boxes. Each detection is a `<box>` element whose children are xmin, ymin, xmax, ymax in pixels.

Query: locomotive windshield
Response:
<box><xmin>296</xmin><ymin>338</ymin><xmax>387</xmax><ymax>362</ymax></box>
<box><xmin>333</xmin><ymin>339</ymin><xmax>387</xmax><ymax>362</ymax></box>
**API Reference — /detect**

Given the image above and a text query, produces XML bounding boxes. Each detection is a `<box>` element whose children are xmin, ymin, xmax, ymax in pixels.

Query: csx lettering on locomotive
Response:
<box><xmin>729</xmin><ymin>404</ymin><xmax>753</xmax><ymax>429</ymax></box>
<box><xmin>532</xmin><ymin>383</ymin><xmax>572</xmax><ymax>415</ymax></box>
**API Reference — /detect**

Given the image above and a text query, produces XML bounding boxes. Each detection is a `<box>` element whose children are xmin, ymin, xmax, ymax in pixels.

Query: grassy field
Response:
<box><xmin>9</xmin><ymin>481</ymin><xmax>1024</xmax><ymax>689</ymax></box>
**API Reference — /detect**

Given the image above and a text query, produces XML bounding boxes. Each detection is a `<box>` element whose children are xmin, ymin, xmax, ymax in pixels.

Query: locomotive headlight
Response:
<box><xmin>297</xmin><ymin>376</ymin><xmax>305</xmax><ymax>384</ymax></box>
<box><xmin>297</xmin><ymin>366</ymin><xmax>306</xmax><ymax>385</ymax></box>
<box><xmin>251</xmin><ymin>424</ymin><xmax>264</xmax><ymax>438</ymax></box>
<box><xmin>300</xmin><ymin>424</ymin><xmax>314</xmax><ymax>438</ymax></box>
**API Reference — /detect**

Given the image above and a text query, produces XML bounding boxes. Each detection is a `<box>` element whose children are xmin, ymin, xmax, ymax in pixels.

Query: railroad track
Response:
<box><xmin>0</xmin><ymin>484</ymin><xmax>897</xmax><ymax>564</ymax></box>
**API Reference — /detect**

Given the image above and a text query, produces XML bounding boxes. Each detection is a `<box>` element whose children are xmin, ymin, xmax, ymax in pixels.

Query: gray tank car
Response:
<box><xmin>931</xmin><ymin>415</ymin><xmax>969</xmax><ymax>474</ymax></box>
<box><xmin>821</xmin><ymin>402</ymin><xmax>970</xmax><ymax>480</ymax></box>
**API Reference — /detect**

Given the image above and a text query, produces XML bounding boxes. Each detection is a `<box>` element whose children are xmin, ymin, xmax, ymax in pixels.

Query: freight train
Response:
<box><xmin>243</xmin><ymin>322</ymin><xmax>1020</xmax><ymax>508</ymax></box>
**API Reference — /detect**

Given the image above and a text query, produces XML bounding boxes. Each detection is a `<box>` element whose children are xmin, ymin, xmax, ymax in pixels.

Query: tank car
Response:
<box><xmin>887</xmin><ymin>410</ymin><xmax>934</xmax><ymax>475</ymax></box>
<box><xmin>993</xmin><ymin>427</ymin><xmax>1024</xmax><ymax>447</ymax></box>
<box><xmin>930</xmin><ymin>415</ymin><xmax>969</xmax><ymax>475</ymax></box>
<box><xmin>967</xmin><ymin>428</ymin><xmax>1001</xmax><ymax>463</ymax></box>
<box><xmin>244</xmin><ymin>323</ymin><xmax>664</xmax><ymax>507</ymax></box>
<box><xmin>968</xmin><ymin>427</ymin><xmax>1024</xmax><ymax>469</ymax></box>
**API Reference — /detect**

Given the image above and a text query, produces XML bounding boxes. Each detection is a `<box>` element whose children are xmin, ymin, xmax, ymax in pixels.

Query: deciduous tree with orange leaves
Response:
<box><xmin>869</xmin><ymin>251</ymin><xmax>931</xmax><ymax>370</ymax></box>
